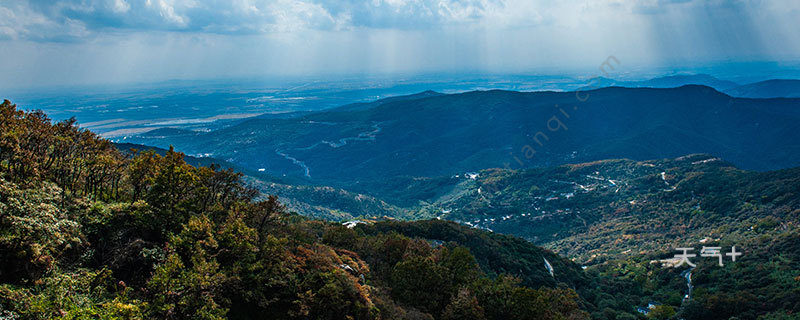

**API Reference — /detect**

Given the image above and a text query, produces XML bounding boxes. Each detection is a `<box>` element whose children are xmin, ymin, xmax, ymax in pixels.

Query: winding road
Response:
<box><xmin>275</xmin><ymin>122</ymin><xmax>383</xmax><ymax>178</ymax></box>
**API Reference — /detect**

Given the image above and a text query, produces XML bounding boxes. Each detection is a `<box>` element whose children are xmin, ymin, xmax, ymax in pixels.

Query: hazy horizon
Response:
<box><xmin>2</xmin><ymin>0</ymin><xmax>799</xmax><ymax>90</ymax></box>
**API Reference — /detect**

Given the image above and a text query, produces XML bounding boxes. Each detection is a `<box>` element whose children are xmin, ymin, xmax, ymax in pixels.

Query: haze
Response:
<box><xmin>1</xmin><ymin>0</ymin><xmax>799</xmax><ymax>89</ymax></box>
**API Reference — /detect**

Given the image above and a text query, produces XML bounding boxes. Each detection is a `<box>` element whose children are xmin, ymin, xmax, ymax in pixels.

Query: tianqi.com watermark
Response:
<box><xmin>504</xmin><ymin>55</ymin><xmax>621</xmax><ymax>169</ymax></box>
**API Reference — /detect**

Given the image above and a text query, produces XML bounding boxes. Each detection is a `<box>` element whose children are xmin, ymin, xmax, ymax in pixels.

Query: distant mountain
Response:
<box><xmin>332</xmin><ymin>90</ymin><xmax>445</xmax><ymax>112</ymax></box>
<box><xmin>581</xmin><ymin>74</ymin><xmax>739</xmax><ymax>91</ymax></box>
<box><xmin>723</xmin><ymin>79</ymin><xmax>800</xmax><ymax>98</ymax></box>
<box><xmin>631</xmin><ymin>74</ymin><xmax>739</xmax><ymax>90</ymax></box>
<box><xmin>129</xmin><ymin>85</ymin><xmax>800</xmax><ymax>187</ymax></box>
<box><xmin>584</xmin><ymin>74</ymin><xmax>739</xmax><ymax>91</ymax></box>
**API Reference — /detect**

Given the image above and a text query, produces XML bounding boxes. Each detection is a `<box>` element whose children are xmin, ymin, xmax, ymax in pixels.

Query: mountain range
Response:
<box><xmin>723</xmin><ymin>79</ymin><xmax>800</xmax><ymax>98</ymax></box>
<box><xmin>128</xmin><ymin>85</ymin><xmax>800</xmax><ymax>188</ymax></box>
<box><xmin>587</xmin><ymin>74</ymin><xmax>739</xmax><ymax>91</ymax></box>
<box><xmin>584</xmin><ymin>74</ymin><xmax>800</xmax><ymax>97</ymax></box>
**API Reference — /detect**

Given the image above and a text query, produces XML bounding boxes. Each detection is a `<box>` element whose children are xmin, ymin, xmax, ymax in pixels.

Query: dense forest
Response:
<box><xmin>2</xmin><ymin>99</ymin><xmax>798</xmax><ymax>320</ymax></box>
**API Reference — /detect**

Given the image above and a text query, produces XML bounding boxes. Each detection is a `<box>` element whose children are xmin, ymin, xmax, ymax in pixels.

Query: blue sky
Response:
<box><xmin>0</xmin><ymin>0</ymin><xmax>798</xmax><ymax>89</ymax></box>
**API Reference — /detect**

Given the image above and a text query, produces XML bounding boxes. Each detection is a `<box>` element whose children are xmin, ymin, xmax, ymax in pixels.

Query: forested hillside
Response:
<box><xmin>423</xmin><ymin>155</ymin><xmax>800</xmax><ymax>262</ymax></box>
<box><xmin>0</xmin><ymin>100</ymin><xmax>592</xmax><ymax>319</ymax></box>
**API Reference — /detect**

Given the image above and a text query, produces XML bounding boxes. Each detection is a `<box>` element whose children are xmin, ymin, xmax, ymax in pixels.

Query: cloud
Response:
<box><xmin>2</xmin><ymin>0</ymin><xmax>798</xmax><ymax>43</ymax></box>
<box><xmin>0</xmin><ymin>0</ymin><xmax>516</xmax><ymax>41</ymax></box>
<box><xmin>0</xmin><ymin>2</ymin><xmax>92</xmax><ymax>42</ymax></box>
<box><xmin>0</xmin><ymin>0</ymin><xmax>798</xmax><ymax>89</ymax></box>
<box><xmin>322</xmin><ymin>0</ymin><xmax>506</xmax><ymax>29</ymax></box>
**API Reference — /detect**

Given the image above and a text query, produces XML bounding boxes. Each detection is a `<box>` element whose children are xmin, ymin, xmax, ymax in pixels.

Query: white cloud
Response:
<box><xmin>152</xmin><ymin>0</ymin><xmax>189</xmax><ymax>27</ymax></box>
<box><xmin>112</xmin><ymin>0</ymin><xmax>130</xmax><ymax>13</ymax></box>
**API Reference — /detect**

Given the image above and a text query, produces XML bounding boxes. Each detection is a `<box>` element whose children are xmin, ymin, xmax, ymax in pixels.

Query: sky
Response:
<box><xmin>1</xmin><ymin>0</ymin><xmax>799</xmax><ymax>89</ymax></box>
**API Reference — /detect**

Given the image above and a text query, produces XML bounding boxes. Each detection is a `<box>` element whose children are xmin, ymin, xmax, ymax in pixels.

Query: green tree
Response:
<box><xmin>648</xmin><ymin>305</ymin><xmax>676</xmax><ymax>320</ymax></box>
<box><xmin>391</xmin><ymin>256</ymin><xmax>451</xmax><ymax>314</ymax></box>
<box><xmin>442</xmin><ymin>288</ymin><xmax>486</xmax><ymax>320</ymax></box>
